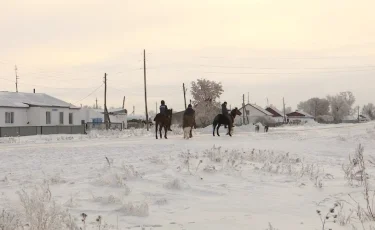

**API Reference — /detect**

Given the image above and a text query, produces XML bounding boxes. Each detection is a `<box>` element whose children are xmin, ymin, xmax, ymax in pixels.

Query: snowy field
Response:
<box><xmin>1</xmin><ymin>122</ymin><xmax>375</xmax><ymax>230</ymax></box>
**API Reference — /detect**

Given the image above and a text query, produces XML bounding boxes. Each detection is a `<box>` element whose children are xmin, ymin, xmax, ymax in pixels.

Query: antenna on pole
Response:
<box><xmin>15</xmin><ymin>65</ymin><xmax>19</xmax><ymax>92</ymax></box>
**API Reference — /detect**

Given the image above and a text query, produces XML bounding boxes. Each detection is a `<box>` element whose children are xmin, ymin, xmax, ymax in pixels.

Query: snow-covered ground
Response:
<box><xmin>1</xmin><ymin>122</ymin><xmax>375</xmax><ymax>230</ymax></box>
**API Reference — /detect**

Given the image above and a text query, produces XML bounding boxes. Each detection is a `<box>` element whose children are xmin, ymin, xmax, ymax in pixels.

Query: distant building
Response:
<box><xmin>80</xmin><ymin>108</ymin><xmax>128</xmax><ymax>129</ymax></box>
<box><xmin>265</xmin><ymin>106</ymin><xmax>285</xmax><ymax>123</ymax></box>
<box><xmin>234</xmin><ymin>103</ymin><xmax>273</xmax><ymax>125</ymax></box>
<box><xmin>286</xmin><ymin>110</ymin><xmax>314</xmax><ymax>123</ymax></box>
<box><xmin>0</xmin><ymin>91</ymin><xmax>80</xmax><ymax>127</ymax></box>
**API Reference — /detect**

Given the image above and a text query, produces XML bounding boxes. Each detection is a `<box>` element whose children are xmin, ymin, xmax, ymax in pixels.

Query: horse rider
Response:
<box><xmin>221</xmin><ymin>101</ymin><xmax>232</xmax><ymax>129</ymax></box>
<box><xmin>160</xmin><ymin>100</ymin><xmax>172</xmax><ymax>131</ymax></box>
<box><xmin>184</xmin><ymin>104</ymin><xmax>195</xmax><ymax>116</ymax></box>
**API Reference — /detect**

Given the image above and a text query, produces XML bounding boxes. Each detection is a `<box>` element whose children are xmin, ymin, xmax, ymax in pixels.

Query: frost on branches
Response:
<box><xmin>190</xmin><ymin>78</ymin><xmax>223</xmax><ymax>127</ymax></box>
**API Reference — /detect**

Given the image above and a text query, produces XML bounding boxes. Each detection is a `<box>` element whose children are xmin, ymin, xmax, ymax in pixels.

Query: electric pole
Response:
<box><xmin>104</xmin><ymin>73</ymin><xmax>109</xmax><ymax>129</ymax></box>
<box><xmin>358</xmin><ymin>106</ymin><xmax>360</xmax><ymax>123</ymax></box>
<box><xmin>96</xmin><ymin>98</ymin><xmax>98</xmax><ymax>109</ymax></box>
<box><xmin>143</xmin><ymin>49</ymin><xmax>149</xmax><ymax>131</ymax></box>
<box><xmin>283</xmin><ymin>97</ymin><xmax>286</xmax><ymax>123</ymax></box>
<box><xmin>122</xmin><ymin>96</ymin><xmax>125</xmax><ymax>109</ymax></box>
<box><xmin>183</xmin><ymin>83</ymin><xmax>187</xmax><ymax>109</ymax></box>
<box><xmin>247</xmin><ymin>92</ymin><xmax>249</xmax><ymax>104</ymax></box>
<box><xmin>15</xmin><ymin>65</ymin><xmax>19</xmax><ymax>92</ymax></box>
<box><xmin>243</xmin><ymin>94</ymin><xmax>246</xmax><ymax>125</ymax></box>
<box><xmin>156</xmin><ymin>102</ymin><xmax>157</xmax><ymax>113</ymax></box>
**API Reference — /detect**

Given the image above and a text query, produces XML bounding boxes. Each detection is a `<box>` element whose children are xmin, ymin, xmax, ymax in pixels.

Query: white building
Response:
<box><xmin>0</xmin><ymin>91</ymin><xmax>80</xmax><ymax>127</ymax></box>
<box><xmin>286</xmin><ymin>110</ymin><xmax>314</xmax><ymax>123</ymax></box>
<box><xmin>79</xmin><ymin>108</ymin><xmax>128</xmax><ymax>129</ymax></box>
<box><xmin>234</xmin><ymin>103</ymin><xmax>274</xmax><ymax>125</ymax></box>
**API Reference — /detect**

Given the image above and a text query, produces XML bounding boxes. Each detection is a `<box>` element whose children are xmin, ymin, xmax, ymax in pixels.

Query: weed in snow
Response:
<box><xmin>0</xmin><ymin>209</ymin><xmax>22</xmax><ymax>229</ymax></box>
<box><xmin>16</xmin><ymin>183</ymin><xmax>80</xmax><ymax>230</ymax></box>
<box><xmin>316</xmin><ymin>203</ymin><xmax>339</xmax><ymax>230</ymax></box>
<box><xmin>116</xmin><ymin>202</ymin><xmax>149</xmax><ymax>217</ymax></box>
<box><xmin>164</xmin><ymin>178</ymin><xmax>189</xmax><ymax>190</ymax></box>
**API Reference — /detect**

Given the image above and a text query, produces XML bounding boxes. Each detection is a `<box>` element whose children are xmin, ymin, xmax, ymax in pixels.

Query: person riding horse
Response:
<box><xmin>222</xmin><ymin>102</ymin><xmax>232</xmax><ymax>129</ymax></box>
<box><xmin>160</xmin><ymin>100</ymin><xmax>172</xmax><ymax>131</ymax></box>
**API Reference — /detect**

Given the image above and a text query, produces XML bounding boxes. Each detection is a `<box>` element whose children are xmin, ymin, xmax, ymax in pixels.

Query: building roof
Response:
<box><xmin>265</xmin><ymin>106</ymin><xmax>284</xmax><ymax>117</ymax></box>
<box><xmin>286</xmin><ymin>110</ymin><xmax>314</xmax><ymax>118</ymax></box>
<box><xmin>239</xmin><ymin>103</ymin><xmax>273</xmax><ymax>116</ymax></box>
<box><xmin>0</xmin><ymin>91</ymin><xmax>78</xmax><ymax>108</ymax></box>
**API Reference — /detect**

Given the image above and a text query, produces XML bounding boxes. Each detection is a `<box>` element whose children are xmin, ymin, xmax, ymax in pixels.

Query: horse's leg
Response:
<box><xmin>228</xmin><ymin>124</ymin><xmax>232</xmax><ymax>137</ymax></box>
<box><xmin>217</xmin><ymin>123</ymin><xmax>221</xmax><ymax>136</ymax></box>
<box><xmin>155</xmin><ymin>123</ymin><xmax>158</xmax><ymax>139</ymax></box>
<box><xmin>159</xmin><ymin>125</ymin><xmax>163</xmax><ymax>139</ymax></box>
<box><xmin>189</xmin><ymin>126</ymin><xmax>193</xmax><ymax>138</ymax></box>
<box><xmin>164</xmin><ymin>125</ymin><xmax>168</xmax><ymax>139</ymax></box>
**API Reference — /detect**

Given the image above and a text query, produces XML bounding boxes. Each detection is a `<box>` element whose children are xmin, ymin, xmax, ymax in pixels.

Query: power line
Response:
<box><xmin>197</xmin><ymin>64</ymin><xmax>375</xmax><ymax>70</ymax></box>
<box><xmin>203</xmin><ymin>68</ymin><xmax>375</xmax><ymax>75</ymax></box>
<box><xmin>74</xmin><ymin>84</ymin><xmax>104</xmax><ymax>104</ymax></box>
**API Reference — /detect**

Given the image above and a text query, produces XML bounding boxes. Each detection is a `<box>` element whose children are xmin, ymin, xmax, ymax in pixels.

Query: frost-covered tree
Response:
<box><xmin>327</xmin><ymin>91</ymin><xmax>356</xmax><ymax>122</ymax></box>
<box><xmin>297</xmin><ymin>98</ymin><xmax>329</xmax><ymax>117</ymax></box>
<box><xmin>362</xmin><ymin>103</ymin><xmax>375</xmax><ymax>120</ymax></box>
<box><xmin>190</xmin><ymin>79</ymin><xmax>223</xmax><ymax>127</ymax></box>
<box><xmin>191</xmin><ymin>78</ymin><xmax>224</xmax><ymax>104</ymax></box>
<box><xmin>285</xmin><ymin>107</ymin><xmax>292</xmax><ymax>114</ymax></box>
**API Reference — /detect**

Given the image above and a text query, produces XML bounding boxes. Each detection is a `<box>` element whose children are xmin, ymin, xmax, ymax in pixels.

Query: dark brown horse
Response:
<box><xmin>213</xmin><ymin>108</ymin><xmax>242</xmax><ymax>137</ymax></box>
<box><xmin>182</xmin><ymin>113</ymin><xmax>196</xmax><ymax>139</ymax></box>
<box><xmin>153</xmin><ymin>109</ymin><xmax>173</xmax><ymax>139</ymax></box>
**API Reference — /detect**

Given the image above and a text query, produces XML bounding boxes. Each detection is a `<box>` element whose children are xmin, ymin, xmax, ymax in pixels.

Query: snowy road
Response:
<box><xmin>1</xmin><ymin>122</ymin><xmax>375</xmax><ymax>229</ymax></box>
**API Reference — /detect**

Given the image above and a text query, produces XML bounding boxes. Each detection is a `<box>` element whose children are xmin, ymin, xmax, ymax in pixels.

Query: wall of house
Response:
<box><xmin>234</xmin><ymin>105</ymin><xmax>273</xmax><ymax>125</ymax></box>
<box><xmin>0</xmin><ymin>107</ymin><xmax>28</xmax><ymax>127</ymax></box>
<box><xmin>27</xmin><ymin>107</ymin><xmax>81</xmax><ymax>126</ymax></box>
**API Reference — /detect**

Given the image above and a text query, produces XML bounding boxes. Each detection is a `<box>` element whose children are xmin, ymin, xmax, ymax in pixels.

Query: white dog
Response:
<box><xmin>183</xmin><ymin>127</ymin><xmax>192</xmax><ymax>139</ymax></box>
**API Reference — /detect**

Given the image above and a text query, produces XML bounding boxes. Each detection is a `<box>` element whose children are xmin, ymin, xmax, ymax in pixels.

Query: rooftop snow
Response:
<box><xmin>0</xmin><ymin>92</ymin><xmax>78</xmax><ymax>108</ymax></box>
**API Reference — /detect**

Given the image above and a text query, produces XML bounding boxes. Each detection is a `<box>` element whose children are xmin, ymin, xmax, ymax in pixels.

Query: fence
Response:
<box><xmin>85</xmin><ymin>122</ymin><xmax>123</xmax><ymax>131</ymax></box>
<box><xmin>0</xmin><ymin>125</ymin><xmax>85</xmax><ymax>137</ymax></box>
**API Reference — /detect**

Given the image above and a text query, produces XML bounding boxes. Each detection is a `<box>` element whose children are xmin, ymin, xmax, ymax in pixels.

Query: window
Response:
<box><xmin>69</xmin><ymin>113</ymin><xmax>73</xmax><ymax>124</ymax></box>
<box><xmin>5</xmin><ymin>112</ymin><xmax>14</xmax><ymax>124</ymax></box>
<box><xmin>46</xmin><ymin>112</ymin><xmax>51</xmax><ymax>124</ymax></box>
<box><xmin>59</xmin><ymin>112</ymin><xmax>64</xmax><ymax>124</ymax></box>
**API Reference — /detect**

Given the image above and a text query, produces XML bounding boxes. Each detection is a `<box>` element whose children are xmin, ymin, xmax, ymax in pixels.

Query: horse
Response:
<box><xmin>182</xmin><ymin>113</ymin><xmax>196</xmax><ymax>139</ymax></box>
<box><xmin>153</xmin><ymin>109</ymin><xmax>173</xmax><ymax>139</ymax></box>
<box><xmin>212</xmin><ymin>107</ymin><xmax>242</xmax><ymax>137</ymax></box>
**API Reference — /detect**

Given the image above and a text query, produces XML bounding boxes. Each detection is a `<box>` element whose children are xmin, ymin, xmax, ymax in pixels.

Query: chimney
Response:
<box><xmin>33</xmin><ymin>89</ymin><xmax>35</xmax><ymax>93</ymax></box>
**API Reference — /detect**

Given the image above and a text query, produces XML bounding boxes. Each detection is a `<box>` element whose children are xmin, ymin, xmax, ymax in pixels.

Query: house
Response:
<box><xmin>342</xmin><ymin>114</ymin><xmax>369</xmax><ymax>123</ymax></box>
<box><xmin>265</xmin><ymin>106</ymin><xmax>285</xmax><ymax>123</ymax></box>
<box><xmin>0</xmin><ymin>91</ymin><xmax>81</xmax><ymax>127</ymax></box>
<box><xmin>80</xmin><ymin>108</ymin><xmax>128</xmax><ymax>129</ymax></box>
<box><xmin>286</xmin><ymin>110</ymin><xmax>314</xmax><ymax>123</ymax></box>
<box><xmin>234</xmin><ymin>103</ymin><xmax>274</xmax><ymax>126</ymax></box>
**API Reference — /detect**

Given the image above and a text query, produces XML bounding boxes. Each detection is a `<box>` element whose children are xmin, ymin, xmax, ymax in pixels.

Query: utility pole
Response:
<box><xmin>266</xmin><ymin>98</ymin><xmax>269</xmax><ymax>106</ymax></box>
<box><xmin>283</xmin><ymin>97</ymin><xmax>286</xmax><ymax>123</ymax></box>
<box><xmin>15</xmin><ymin>65</ymin><xmax>19</xmax><ymax>92</ymax></box>
<box><xmin>96</xmin><ymin>98</ymin><xmax>98</xmax><ymax>109</ymax></box>
<box><xmin>104</xmin><ymin>73</ymin><xmax>109</xmax><ymax>129</ymax></box>
<box><xmin>247</xmin><ymin>92</ymin><xmax>249</xmax><ymax>104</ymax></box>
<box><xmin>143</xmin><ymin>49</ymin><xmax>149</xmax><ymax>131</ymax></box>
<box><xmin>358</xmin><ymin>106</ymin><xmax>360</xmax><ymax>123</ymax></box>
<box><xmin>122</xmin><ymin>96</ymin><xmax>125</xmax><ymax>109</ymax></box>
<box><xmin>183</xmin><ymin>83</ymin><xmax>187</xmax><ymax>109</ymax></box>
<box><xmin>156</xmin><ymin>102</ymin><xmax>157</xmax><ymax>113</ymax></box>
<box><xmin>243</xmin><ymin>94</ymin><xmax>246</xmax><ymax>125</ymax></box>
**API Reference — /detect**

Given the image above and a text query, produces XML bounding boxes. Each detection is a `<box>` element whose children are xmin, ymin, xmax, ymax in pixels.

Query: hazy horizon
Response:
<box><xmin>1</xmin><ymin>0</ymin><xmax>375</xmax><ymax>113</ymax></box>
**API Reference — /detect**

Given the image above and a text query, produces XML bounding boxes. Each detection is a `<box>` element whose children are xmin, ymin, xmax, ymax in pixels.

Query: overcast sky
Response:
<box><xmin>1</xmin><ymin>0</ymin><xmax>375</xmax><ymax>113</ymax></box>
